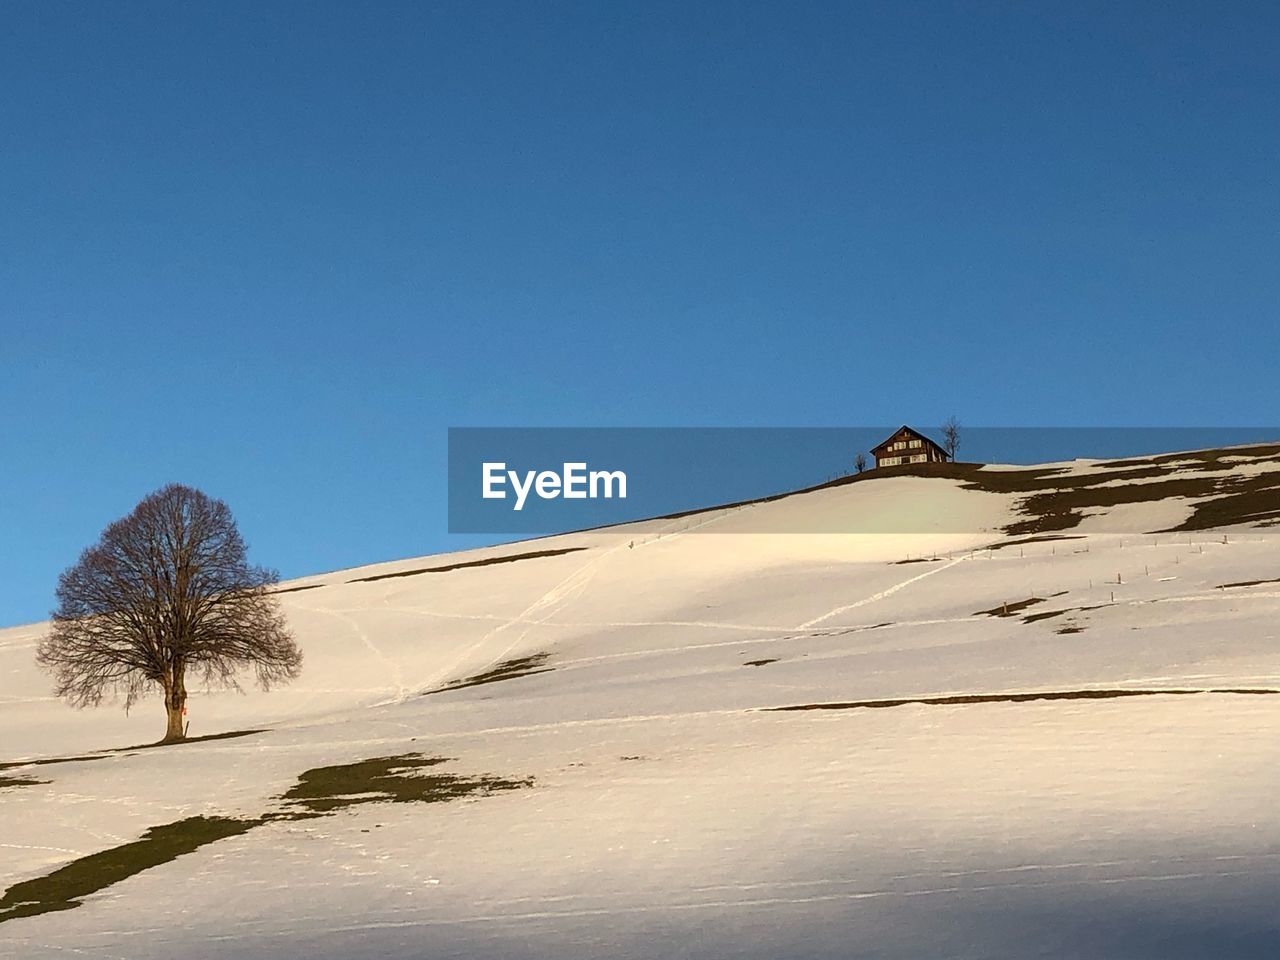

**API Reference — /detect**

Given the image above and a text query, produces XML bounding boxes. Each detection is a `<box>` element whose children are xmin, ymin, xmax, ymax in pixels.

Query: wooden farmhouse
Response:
<box><xmin>871</xmin><ymin>425</ymin><xmax>950</xmax><ymax>468</ymax></box>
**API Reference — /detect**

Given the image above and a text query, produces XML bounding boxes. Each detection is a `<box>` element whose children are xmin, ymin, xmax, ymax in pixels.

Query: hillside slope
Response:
<box><xmin>3</xmin><ymin>445</ymin><xmax>1280</xmax><ymax>958</ymax></box>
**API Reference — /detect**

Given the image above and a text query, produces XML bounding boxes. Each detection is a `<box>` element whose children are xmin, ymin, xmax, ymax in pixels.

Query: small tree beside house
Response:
<box><xmin>37</xmin><ymin>484</ymin><xmax>302</xmax><ymax>743</ymax></box>
<box><xmin>942</xmin><ymin>416</ymin><xmax>961</xmax><ymax>461</ymax></box>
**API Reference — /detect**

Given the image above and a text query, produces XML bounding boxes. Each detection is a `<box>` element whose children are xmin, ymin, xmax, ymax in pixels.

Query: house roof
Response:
<box><xmin>870</xmin><ymin>425</ymin><xmax>947</xmax><ymax>456</ymax></box>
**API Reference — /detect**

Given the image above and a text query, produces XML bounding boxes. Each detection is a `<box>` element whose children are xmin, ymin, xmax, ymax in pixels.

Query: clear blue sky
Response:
<box><xmin>2</xmin><ymin>2</ymin><xmax>1278</xmax><ymax>625</ymax></box>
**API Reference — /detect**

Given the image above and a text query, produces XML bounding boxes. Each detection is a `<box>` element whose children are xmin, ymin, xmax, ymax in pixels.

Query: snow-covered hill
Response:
<box><xmin>3</xmin><ymin>445</ymin><xmax>1280</xmax><ymax>958</ymax></box>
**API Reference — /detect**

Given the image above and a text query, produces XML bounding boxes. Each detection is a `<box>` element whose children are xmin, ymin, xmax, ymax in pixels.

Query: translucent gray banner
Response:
<box><xmin>447</xmin><ymin>427</ymin><xmax>1280</xmax><ymax>536</ymax></box>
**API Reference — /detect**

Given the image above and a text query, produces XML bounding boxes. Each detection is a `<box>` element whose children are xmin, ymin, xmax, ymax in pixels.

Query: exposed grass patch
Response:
<box><xmin>1056</xmin><ymin>626</ymin><xmax>1085</xmax><ymax>635</ymax></box>
<box><xmin>767</xmin><ymin>687</ymin><xmax>1280</xmax><ymax>713</ymax></box>
<box><xmin>744</xmin><ymin>658</ymin><xmax>779</xmax><ymax>667</ymax></box>
<box><xmin>892</xmin><ymin>557</ymin><xmax>943</xmax><ymax>565</ymax></box>
<box><xmin>0</xmin><ymin>752</ymin><xmax>533</xmax><ymax>926</ymax></box>
<box><xmin>348</xmin><ymin>547</ymin><xmax>587</xmax><ymax>583</ymax></box>
<box><xmin>270</xmin><ymin>583</ymin><xmax>324</xmax><ymax>595</ymax></box>
<box><xmin>281</xmin><ymin>753</ymin><xmax>533</xmax><ymax>815</ymax></box>
<box><xmin>0</xmin><ymin>816</ymin><xmax>261</xmax><ymax>924</ymax></box>
<box><xmin>424</xmin><ymin>653</ymin><xmax>553</xmax><ymax>695</ymax></box>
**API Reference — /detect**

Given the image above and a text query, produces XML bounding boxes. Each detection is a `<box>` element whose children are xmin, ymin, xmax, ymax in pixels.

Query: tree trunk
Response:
<box><xmin>162</xmin><ymin>665</ymin><xmax>187</xmax><ymax>742</ymax></box>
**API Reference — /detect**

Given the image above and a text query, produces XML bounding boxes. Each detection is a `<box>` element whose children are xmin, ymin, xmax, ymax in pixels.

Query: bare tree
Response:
<box><xmin>854</xmin><ymin>452</ymin><xmax>868</xmax><ymax>473</ymax></box>
<box><xmin>941</xmin><ymin>416</ymin><xmax>961</xmax><ymax>461</ymax></box>
<box><xmin>37</xmin><ymin>484</ymin><xmax>302</xmax><ymax>742</ymax></box>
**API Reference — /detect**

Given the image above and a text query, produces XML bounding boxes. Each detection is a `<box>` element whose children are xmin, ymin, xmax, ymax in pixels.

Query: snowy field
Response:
<box><xmin>3</xmin><ymin>447</ymin><xmax>1280</xmax><ymax>958</ymax></box>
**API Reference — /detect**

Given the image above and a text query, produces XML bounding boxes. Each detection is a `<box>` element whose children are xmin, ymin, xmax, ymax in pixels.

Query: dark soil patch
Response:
<box><xmin>348</xmin><ymin>547</ymin><xmax>587</xmax><ymax>583</ymax></box>
<box><xmin>0</xmin><ymin>774</ymin><xmax>47</xmax><ymax>790</ymax></box>
<box><xmin>114</xmin><ymin>729</ymin><xmax>267</xmax><ymax>752</ymax></box>
<box><xmin>744</xmin><ymin>658</ymin><xmax>779</xmax><ymax>667</ymax></box>
<box><xmin>893</xmin><ymin>557</ymin><xmax>943</xmax><ymax>564</ymax></box>
<box><xmin>985</xmin><ymin>534</ymin><xmax>1087</xmax><ymax>551</ymax></box>
<box><xmin>280</xmin><ymin>753</ymin><xmax>532</xmax><ymax>815</ymax></box>
<box><xmin>959</xmin><ymin>448</ymin><xmax>1280</xmax><ymax>535</ymax></box>
<box><xmin>973</xmin><ymin>593</ymin><xmax>1066</xmax><ymax>618</ymax></box>
<box><xmin>545</xmin><ymin>442</ymin><xmax>1280</xmax><ymax>539</ymax></box>
<box><xmin>1</xmin><ymin>731</ymin><xmax>264</xmax><ymax>773</ymax></box>
<box><xmin>270</xmin><ymin>583</ymin><xmax>324</xmax><ymax>595</ymax></box>
<box><xmin>424</xmin><ymin>653</ymin><xmax>553</xmax><ymax>695</ymax></box>
<box><xmin>1166</xmin><ymin>474</ymin><xmax>1280</xmax><ymax>531</ymax></box>
<box><xmin>767</xmin><ymin>687</ymin><xmax>1280</xmax><ymax>713</ymax></box>
<box><xmin>0</xmin><ymin>815</ymin><xmax>262</xmax><ymax>924</ymax></box>
<box><xmin>0</xmin><ymin>755</ymin><xmax>105</xmax><ymax>772</ymax></box>
<box><xmin>851</xmin><ymin>448</ymin><xmax>1280</xmax><ymax>535</ymax></box>
<box><xmin>1102</xmin><ymin>445</ymin><xmax>1280</xmax><ymax>470</ymax></box>
<box><xmin>1216</xmin><ymin>577</ymin><xmax>1280</xmax><ymax>590</ymax></box>
<box><xmin>1022</xmin><ymin>607</ymin><xmax>1070</xmax><ymax>623</ymax></box>
<box><xmin>1056</xmin><ymin>626</ymin><xmax>1085</xmax><ymax>635</ymax></box>
<box><xmin>1022</xmin><ymin>603</ymin><xmax>1110</xmax><ymax>624</ymax></box>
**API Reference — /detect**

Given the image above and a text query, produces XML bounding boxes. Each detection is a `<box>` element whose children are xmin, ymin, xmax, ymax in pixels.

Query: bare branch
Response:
<box><xmin>942</xmin><ymin>416</ymin><xmax>961</xmax><ymax>461</ymax></box>
<box><xmin>37</xmin><ymin>484</ymin><xmax>302</xmax><ymax>741</ymax></box>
